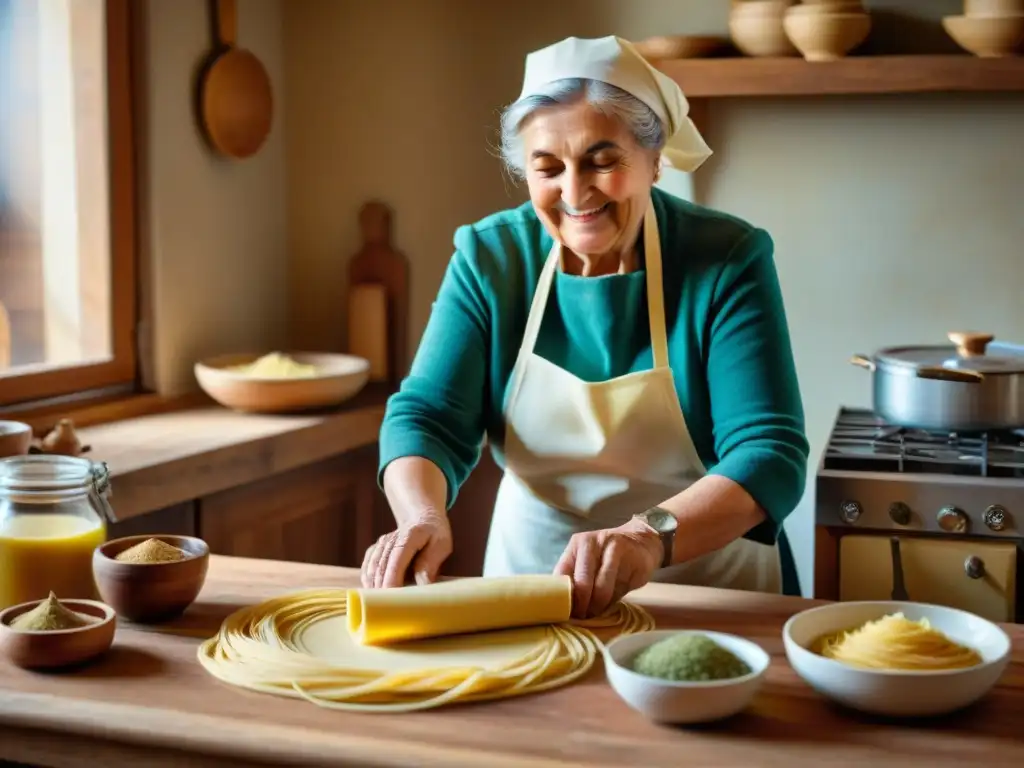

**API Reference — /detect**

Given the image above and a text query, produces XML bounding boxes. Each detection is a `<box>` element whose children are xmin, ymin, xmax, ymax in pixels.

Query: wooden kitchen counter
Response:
<box><xmin>78</xmin><ymin>384</ymin><xmax>392</xmax><ymax>522</ymax></box>
<box><xmin>1</xmin><ymin>557</ymin><xmax>1021</xmax><ymax>768</ymax></box>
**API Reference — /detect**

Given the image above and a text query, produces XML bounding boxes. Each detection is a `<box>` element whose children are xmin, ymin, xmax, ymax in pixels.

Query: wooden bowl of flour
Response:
<box><xmin>195</xmin><ymin>351</ymin><xmax>370</xmax><ymax>414</ymax></box>
<box><xmin>93</xmin><ymin>535</ymin><xmax>210</xmax><ymax>623</ymax></box>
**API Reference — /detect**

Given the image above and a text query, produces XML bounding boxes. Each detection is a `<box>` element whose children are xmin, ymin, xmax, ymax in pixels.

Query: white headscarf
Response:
<box><xmin>517</xmin><ymin>35</ymin><xmax>712</xmax><ymax>173</ymax></box>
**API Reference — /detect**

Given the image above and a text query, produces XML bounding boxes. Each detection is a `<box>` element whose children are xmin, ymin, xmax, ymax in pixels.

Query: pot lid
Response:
<box><xmin>875</xmin><ymin>332</ymin><xmax>1024</xmax><ymax>375</ymax></box>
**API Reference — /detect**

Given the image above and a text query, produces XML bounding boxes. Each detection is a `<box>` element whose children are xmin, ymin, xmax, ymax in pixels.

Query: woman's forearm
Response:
<box><xmin>658</xmin><ymin>475</ymin><xmax>767</xmax><ymax>564</ymax></box>
<box><xmin>382</xmin><ymin>456</ymin><xmax>450</xmax><ymax>525</ymax></box>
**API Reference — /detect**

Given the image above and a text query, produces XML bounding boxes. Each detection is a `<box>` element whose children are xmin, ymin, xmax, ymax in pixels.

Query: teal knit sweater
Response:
<box><xmin>378</xmin><ymin>187</ymin><xmax>809</xmax><ymax>585</ymax></box>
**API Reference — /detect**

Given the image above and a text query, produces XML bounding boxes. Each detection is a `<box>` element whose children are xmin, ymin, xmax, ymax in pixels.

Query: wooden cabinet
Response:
<box><xmin>198</xmin><ymin>446</ymin><xmax>386</xmax><ymax>569</ymax></box>
<box><xmin>107</xmin><ymin>502</ymin><xmax>197</xmax><ymax>539</ymax></box>
<box><xmin>838</xmin><ymin>534</ymin><xmax>1018</xmax><ymax>624</ymax></box>
<box><xmin>107</xmin><ymin>444</ymin><xmax>505</xmax><ymax>577</ymax></box>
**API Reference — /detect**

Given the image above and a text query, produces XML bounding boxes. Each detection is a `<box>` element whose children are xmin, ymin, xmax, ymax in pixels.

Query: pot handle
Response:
<box><xmin>914</xmin><ymin>366</ymin><xmax>985</xmax><ymax>384</ymax></box>
<box><xmin>948</xmin><ymin>331</ymin><xmax>994</xmax><ymax>358</ymax></box>
<box><xmin>849</xmin><ymin>354</ymin><xmax>875</xmax><ymax>371</ymax></box>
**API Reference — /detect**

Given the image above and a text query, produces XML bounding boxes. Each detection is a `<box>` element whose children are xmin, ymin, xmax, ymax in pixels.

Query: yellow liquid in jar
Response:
<box><xmin>0</xmin><ymin>513</ymin><xmax>107</xmax><ymax>610</ymax></box>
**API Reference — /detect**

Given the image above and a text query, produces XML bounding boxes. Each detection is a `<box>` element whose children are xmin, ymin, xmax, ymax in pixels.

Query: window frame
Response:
<box><xmin>0</xmin><ymin>0</ymin><xmax>138</xmax><ymax>408</ymax></box>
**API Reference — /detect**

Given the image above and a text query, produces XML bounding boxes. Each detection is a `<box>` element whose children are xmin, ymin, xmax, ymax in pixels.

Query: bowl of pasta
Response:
<box><xmin>783</xmin><ymin>600</ymin><xmax>1011</xmax><ymax>718</ymax></box>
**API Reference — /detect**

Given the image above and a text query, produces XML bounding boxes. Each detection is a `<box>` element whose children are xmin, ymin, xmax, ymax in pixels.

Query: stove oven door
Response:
<box><xmin>839</xmin><ymin>535</ymin><xmax>1018</xmax><ymax>624</ymax></box>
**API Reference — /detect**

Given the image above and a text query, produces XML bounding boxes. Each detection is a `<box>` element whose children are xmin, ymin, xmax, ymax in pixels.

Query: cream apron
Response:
<box><xmin>482</xmin><ymin>200</ymin><xmax>782</xmax><ymax>593</ymax></box>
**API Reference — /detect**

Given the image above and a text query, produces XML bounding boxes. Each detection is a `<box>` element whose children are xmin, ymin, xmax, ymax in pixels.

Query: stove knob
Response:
<box><xmin>840</xmin><ymin>500</ymin><xmax>862</xmax><ymax>524</ymax></box>
<box><xmin>964</xmin><ymin>556</ymin><xmax>985</xmax><ymax>580</ymax></box>
<box><xmin>937</xmin><ymin>506</ymin><xmax>969</xmax><ymax>534</ymax></box>
<box><xmin>888</xmin><ymin>502</ymin><xmax>911</xmax><ymax>526</ymax></box>
<box><xmin>983</xmin><ymin>505</ymin><xmax>1007</xmax><ymax>532</ymax></box>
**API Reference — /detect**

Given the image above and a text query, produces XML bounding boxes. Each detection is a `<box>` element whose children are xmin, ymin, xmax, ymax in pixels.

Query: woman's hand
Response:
<box><xmin>554</xmin><ymin>518</ymin><xmax>663</xmax><ymax>619</ymax></box>
<box><xmin>360</xmin><ymin>512</ymin><xmax>453</xmax><ymax>589</ymax></box>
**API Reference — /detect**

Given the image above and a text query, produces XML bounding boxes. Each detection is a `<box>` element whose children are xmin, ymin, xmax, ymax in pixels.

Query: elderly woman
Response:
<box><xmin>361</xmin><ymin>36</ymin><xmax>809</xmax><ymax>616</ymax></box>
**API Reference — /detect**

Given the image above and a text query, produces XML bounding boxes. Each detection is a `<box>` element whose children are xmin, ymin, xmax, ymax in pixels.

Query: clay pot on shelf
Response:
<box><xmin>783</xmin><ymin>6</ymin><xmax>873</xmax><ymax>61</ymax></box>
<box><xmin>729</xmin><ymin>0</ymin><xmax>800</xmax><ymax>57</ymax></box>
<box><xmin>963</xmin><ymin>0</ymin><xmax>1024</xmax><ymax>16</ymax></box>
<box><xmin>943</xmin><ymin>2</ymin><xmax>1024</xmax><ymax>58</ymax></box>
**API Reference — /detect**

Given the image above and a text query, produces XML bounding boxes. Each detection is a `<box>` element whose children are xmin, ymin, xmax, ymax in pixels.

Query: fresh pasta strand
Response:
<box><xmin>197</xmin><ymin>588</ymin><xmax>654</xmax><ymax>713</ymax></box>
<box><xmin>816</xmin><ymin>612</ymin><xmax>983</xmax><ymax>671</ymax></box>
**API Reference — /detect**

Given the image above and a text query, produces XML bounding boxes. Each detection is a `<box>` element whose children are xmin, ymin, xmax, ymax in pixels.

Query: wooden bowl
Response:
<box><xmin>964</xmin><ymin>0</ymin><xmax>1024</xmax><ymax>17</ymax></box>
<box><xmin>943</xmin><ymin>14</ymin><xmax>1024</xmax><ymax>57</ymax></box>
<box><xmin>93</xmin><ymin>535</ymin><xmax>210</xmax><ymax>623</ymax></box>
<box><xmin>0</xmin><ymin>598</ymin><xmax>116</xmax><ymax>669</ymax></box>
<box><xmin>729</xmin><ymin>1</ymin><xmax>800</xmax><ymax>57</ymax></box>
<box><xmin>0</xmin><ymin>420</ymin><xmax>32</xmax><ymax>458</ymax></box>
<box><xmin>194</xmin><ymin>352</ymin><xmax>371</xmax><ymax>414</ymax></box>
<box><xmin>783</xmin><ymin>11</ymin><xmax>873</xmax><ymax>61</ymax></box>
<box><xmin>634</xmin><ymin>34</ymin><xmax>731</xmax><ymax>60</ymax></box>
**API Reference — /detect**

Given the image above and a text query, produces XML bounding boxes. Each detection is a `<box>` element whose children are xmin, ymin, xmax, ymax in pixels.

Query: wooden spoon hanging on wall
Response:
<box><xmin>198</xmin><ymin>0</ymin><xmax>273</xmax><ymax>159</ymax></box>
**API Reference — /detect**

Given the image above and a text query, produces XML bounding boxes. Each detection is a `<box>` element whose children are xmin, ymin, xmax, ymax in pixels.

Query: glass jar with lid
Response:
<box><xmin>0</xmin><ymin>455</ymin><xmax>116</xmax><ymax>610</ymax></box>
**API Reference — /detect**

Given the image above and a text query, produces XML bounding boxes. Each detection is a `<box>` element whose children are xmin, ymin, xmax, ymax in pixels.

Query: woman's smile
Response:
<box><xmin>560</xmin><ymin>201</ymin><xmax>611</xmax><ymax>223</ymax></box>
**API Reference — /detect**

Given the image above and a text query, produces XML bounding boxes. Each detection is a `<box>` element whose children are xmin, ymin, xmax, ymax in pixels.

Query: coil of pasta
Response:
<box><xmin>815</xmin><ymin>612</ymin><xmax>983</xmax><ymax>671</ymax></box>
<box><xmin>197</xmin><ymin>576</ymin><xmax>655</xmax><ymax>713</ymax></box>
<box><xmin>348</xmin><ymin>575</ymin><xmax>572</xmax><ymax>645</ymax></box>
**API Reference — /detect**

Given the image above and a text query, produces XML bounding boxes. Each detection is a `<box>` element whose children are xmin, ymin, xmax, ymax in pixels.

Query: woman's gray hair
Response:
<box><xmin>498</xmin><ymin>78</ymin><xmax>665</xmax><ymax>180</ymax></box>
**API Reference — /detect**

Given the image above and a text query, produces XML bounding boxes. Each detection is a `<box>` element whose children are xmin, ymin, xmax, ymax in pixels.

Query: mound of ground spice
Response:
<box><xmin>10</xmin><ymin>592</ymin><xmax>95</xmax><ymax>631</ymax></box>
<box><xmin>114</xmin><ymin>537</ymin><xmax>189</xmax><ymax>564</ymax></box>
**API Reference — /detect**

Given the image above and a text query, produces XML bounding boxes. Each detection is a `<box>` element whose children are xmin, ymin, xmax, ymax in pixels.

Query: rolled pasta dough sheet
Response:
<box><xmin>298</xmin><ymin>618</ymin><xmax>552</xmax><ymax>673</ymax></box>
<box><xmin>347</xmin><ymin>574</ymin><xmax>573</xmax><ymax>645</ymax></box>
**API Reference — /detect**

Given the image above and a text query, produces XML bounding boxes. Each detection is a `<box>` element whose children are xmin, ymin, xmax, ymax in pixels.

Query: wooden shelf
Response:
<box><xmin>655</xmin><ymin>55</ymin><xmax>1024</xmax><ymax>98</ymax></box>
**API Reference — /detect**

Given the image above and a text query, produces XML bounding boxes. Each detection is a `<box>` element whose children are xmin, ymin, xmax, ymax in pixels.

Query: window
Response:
<box><xmin>0</xmin><ymin>0</ymin><xmax>136</xmax><ymax>407</ymax></box>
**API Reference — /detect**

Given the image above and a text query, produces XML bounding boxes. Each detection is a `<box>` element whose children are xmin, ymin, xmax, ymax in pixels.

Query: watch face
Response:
<box><xmin>644</xmin><ymin>509</ymin><xmax>677</xmax><ymax>533</ymax></box>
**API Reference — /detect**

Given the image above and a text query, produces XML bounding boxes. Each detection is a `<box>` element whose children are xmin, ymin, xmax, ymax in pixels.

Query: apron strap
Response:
<box><xmin>642</xmin><ymin>201</ymin><xmax>670</xmax><ymax>370</ymax></box>
<box><xmin>507</xmin><ymin>249</ymin><xmax>559</xmax><ymax>413</ymax></box>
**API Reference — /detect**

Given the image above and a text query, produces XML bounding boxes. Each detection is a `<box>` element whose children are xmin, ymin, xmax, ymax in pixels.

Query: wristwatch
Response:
<box><xmin>632</xmin><ymin>507</ymin><xmax>677</xmax><ymax>569</ymax></box>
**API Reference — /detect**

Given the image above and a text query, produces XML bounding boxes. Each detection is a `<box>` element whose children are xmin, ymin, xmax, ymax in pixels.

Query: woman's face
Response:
<box><xmin>519</xmin><ymin>100</ymin><xmax>660</xmax><ymax>268</ymax></box>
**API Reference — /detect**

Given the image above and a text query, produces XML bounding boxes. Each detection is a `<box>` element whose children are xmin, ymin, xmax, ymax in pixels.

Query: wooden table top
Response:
<box><xmin>0</xmin><ymin>556</ymin><xmax>1021</xmax><ymax>768</ymax></box>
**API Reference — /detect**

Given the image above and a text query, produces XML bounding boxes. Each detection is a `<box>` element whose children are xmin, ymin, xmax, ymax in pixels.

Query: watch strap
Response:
<box><xmin>635</xmin><ymin>507</ymin><xmax>675</xmax><ymax>569</ymax></box>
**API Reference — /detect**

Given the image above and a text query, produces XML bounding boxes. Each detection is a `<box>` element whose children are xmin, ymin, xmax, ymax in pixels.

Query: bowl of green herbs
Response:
<box><xmin>603</xmin><ymin>629</ymin><xmax>770</xmax><ymax>724</ymax></box>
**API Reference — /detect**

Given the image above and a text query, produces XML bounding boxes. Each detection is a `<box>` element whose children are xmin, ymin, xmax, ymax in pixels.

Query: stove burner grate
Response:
<box><xmin>822</xmin><ymin>408</ymin><xmax>1024</xmax><ymax>478</ymax></box>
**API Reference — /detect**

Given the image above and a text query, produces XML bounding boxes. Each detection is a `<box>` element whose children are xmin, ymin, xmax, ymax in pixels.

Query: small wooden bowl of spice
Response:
<box><xmin>93</xmin><ymin>535</ymin><xmax>210</xmax><ymax>623</ymax></box>
<box><xmin>0</xmin><ymin>592</ymin><xmax>117</xmax><ymax>669</ymax></box>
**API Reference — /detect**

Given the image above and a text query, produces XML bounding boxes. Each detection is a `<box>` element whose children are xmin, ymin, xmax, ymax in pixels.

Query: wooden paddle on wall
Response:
<box><xmin>198</xmin><ymin>0</ymin><xmax>273</xmax><ymax>159</ymax></box>
<box><xmin>347</xmin><ymin>202</ymin><xmax>409</xmax><ymax>388</ymax></box>
<box><xmin>0</xmin><ymin>299</ymin><xmax>10</xmax><ymax>369</ymax></box>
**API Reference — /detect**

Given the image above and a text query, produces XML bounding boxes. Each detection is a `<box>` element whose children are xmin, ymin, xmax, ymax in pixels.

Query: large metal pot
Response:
<box><xmin>850</xmin><ymin>331</ymin><xmax>1024</xmax><ymax>432</ymax></box>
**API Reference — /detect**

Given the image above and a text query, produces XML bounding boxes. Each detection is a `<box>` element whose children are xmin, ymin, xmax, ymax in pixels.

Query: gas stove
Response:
<box><xmin>816</xmin><ymin>407</ymin><xmax>1023</xmax><ymax>541</ymax></box>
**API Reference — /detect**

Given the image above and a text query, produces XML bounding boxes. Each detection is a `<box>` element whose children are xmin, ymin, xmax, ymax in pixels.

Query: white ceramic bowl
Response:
<box><xmin>603</xmin><ymin>629</ymin><xmax>770</xmax><ymax>724</ymax></box>
<box><xmin>783</xmin><ymin>601</ymin><xmax>1011</xmax><ymax>718</ymax></box>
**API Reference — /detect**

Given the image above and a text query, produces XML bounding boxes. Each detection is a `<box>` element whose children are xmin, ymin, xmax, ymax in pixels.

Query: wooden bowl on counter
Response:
<box><xmin>195</xmin><ymin>352</ymin><xmax>371</xmax><ymax>414</ymax></box>
<box><xmin>942</xmin><ymin>14</ymin><xmax>1024</xmax><ymax>57</ymax></box>
<box><xmin>93</xmin><ymin>535</ymin><xmax>210</xmax><ymax>623</ymax></box>
<box><xmin>0</xmin><ymin>598</ymin><xmax>116</xmax><ymax>669</ymax></box>
<box><xmin>0</xmin><ymin>420</ymin><xmax>32</xmax><ymax>458</ymax></box>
